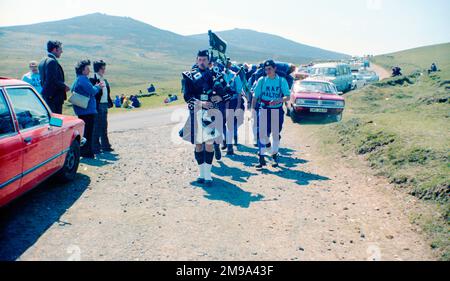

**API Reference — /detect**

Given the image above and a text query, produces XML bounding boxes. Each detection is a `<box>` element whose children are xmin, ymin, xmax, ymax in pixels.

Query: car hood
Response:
<box><xmin>293</xmin><ymin>92</ymin><xmax>344</xmax><ymax>101</ymax></box>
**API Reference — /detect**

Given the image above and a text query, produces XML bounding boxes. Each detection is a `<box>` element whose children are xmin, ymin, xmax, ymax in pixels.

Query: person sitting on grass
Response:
<box><xmin>122</xmin><ymin>96</ymin><xmax>134</xmax><ymax>109</ymax></box>
<box><xmin>131</xmin><ymin>95</ymin><xmax>141</xmax><ymax>108</ymax></box>
<box><xmin>148</xmin><ymin>84</ymin><xmax>156</xmax><ymax>93</ymax></box>
<box><xmin>428</xmin><ymin>63</ymin><xmax>438</xmax><ymax>74</ymax></box>
<box><xmin>114</xmin><ymin>95</ymin><xmax>122</xmax><ymax>108</ymax></box>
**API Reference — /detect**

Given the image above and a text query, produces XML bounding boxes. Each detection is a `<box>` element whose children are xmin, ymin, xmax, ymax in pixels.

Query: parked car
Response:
<box><xmin>287</xmin><ymin>78</ymin><xmax>345</xmax><ymax>122</ymax></box>
<box><xmin>0</xmin><ymin>77</ymin><xmax>85</xmax><ymax>207</ymax></box>
<box><xmin>359</xmin><ymin>70</ymin><xmax>379</xmax><ymax>83</ymax></box>
<box><xmin>351</xmin><ymin>72</ymin><xmax>368</xmax><ymax>90</ymax></box>
<box><xmin>310</xmin><ymin>62</ymin><xmax>353</xmax><ymax>93</ymax></box>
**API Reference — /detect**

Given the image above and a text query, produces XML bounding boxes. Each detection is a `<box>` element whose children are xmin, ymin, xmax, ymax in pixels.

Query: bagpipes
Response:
<box><xmin>208</xmin><ymin>30</ymin><xmax>252</xmax><ymax>104</ymax></box>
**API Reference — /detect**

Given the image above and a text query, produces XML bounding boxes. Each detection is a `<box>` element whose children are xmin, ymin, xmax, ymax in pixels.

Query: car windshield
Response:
<box><xmin>296</xmin><ymin>81</ymin><xmax>336</xmax><ymax>94</ymax></box>
<box><xmin>311</xmin><ymin>67</ymin><xmax>337</xmax><ymax>76</ymax></box>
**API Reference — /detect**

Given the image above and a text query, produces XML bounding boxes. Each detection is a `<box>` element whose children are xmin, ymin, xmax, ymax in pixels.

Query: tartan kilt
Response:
<box><xmin>179</xmin><ymin>109</ymin><xmax>222</xmax><ymax>145</ymax></box>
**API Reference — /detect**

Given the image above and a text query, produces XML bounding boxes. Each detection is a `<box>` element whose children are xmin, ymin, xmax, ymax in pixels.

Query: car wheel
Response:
<box><xmin>290</xmin><ymin>109</ymin><xmax>301</xmax><ymax>123</ymax></box>
<box><xmin>56</xmin><ymin>140</ymin><xmax>81</xmax><ymax>182</ymax></box>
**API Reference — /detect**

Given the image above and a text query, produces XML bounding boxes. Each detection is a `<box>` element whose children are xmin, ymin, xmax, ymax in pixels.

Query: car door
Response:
<box><xmin>0</xmin><ymin>88</ymin><xmax>24</xmax><ymax>206</ymax></box>
<box><xmin>5</xmin><ymin>87</ymin><xmax>63</xmax><ymax>193</ymax></box>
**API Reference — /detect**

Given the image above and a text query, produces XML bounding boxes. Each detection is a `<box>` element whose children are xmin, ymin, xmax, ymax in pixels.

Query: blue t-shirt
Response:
<box><xmin>254</xmin><ymin>75</ymin><xmax>290</xmax><ymax>108</ymax></box>
<box><xmin>22</xmin><ymin>72</ymin><xmax>42</xmax><ymax>94</ymax></box>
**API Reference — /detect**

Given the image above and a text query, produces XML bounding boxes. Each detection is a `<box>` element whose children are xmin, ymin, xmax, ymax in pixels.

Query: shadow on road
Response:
<box><xmin>223</xmin><ymin>146</ymin><xmax>328</xmax><ymax>186</ymax></box>
<box><xmin>228</xmin><ymin>145</ymin><xmax>309</xmax><ymax>170</ymax></box>
<box><xmin>260</xmin><ymin>167</ymin><xmax>330</xmax><ymax>186</ymax></box>
<box><xmin>80</xmin><ymin>152</ymin><xmax>120</xmax><ymax>167</ymax></box>
<box><xmin>191</xmin><ymin>178</ymin><xmax>264</xmax><ymax>208</ymax></box>
<box><xmin>0</xmin><ymin>174</ymin><xmax>91</xmax><ymax>261</ymax></box>
<box><xmin>212</xmin><ymin>161</ymin><xmax>258</xmax><ymax>183</ymax></box>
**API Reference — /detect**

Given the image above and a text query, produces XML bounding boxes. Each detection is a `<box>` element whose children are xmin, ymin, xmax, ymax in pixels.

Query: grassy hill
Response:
<box><xmin>319</xmin><ymin>43</ymin><xmax>450</xmax><ymax>260</ymax></box>
<box><xmin>189</xmin><ymin>28</ymin><xmax>349</xmax><ymax>63</ymax></box>
<box><xmin>372</xmin><ymin>43</ymin><xmax>450</xmax><ymax>75</ymax></box>
<box><xmin>0</xmin><ymin>13</ymin><xmax>349</xmax><ymax>100</ymax></box>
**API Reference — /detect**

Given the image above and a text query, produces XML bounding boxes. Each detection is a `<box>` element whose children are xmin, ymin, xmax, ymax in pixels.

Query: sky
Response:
<box><xmin>0</xmin><ymin>0</ymin><xmax>449</xmax><ymax>55</ymax></box>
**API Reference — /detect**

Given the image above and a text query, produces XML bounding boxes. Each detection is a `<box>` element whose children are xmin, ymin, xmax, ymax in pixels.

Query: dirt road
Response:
<box><xmin>370</xmin><ymin>64</ymin><xmax>391</xmax><ymax>80</ymax></box>
<box><xmin>0</xmin><ymin>101</ymin><xmax>437</xmax><ymax>260</ymax></box>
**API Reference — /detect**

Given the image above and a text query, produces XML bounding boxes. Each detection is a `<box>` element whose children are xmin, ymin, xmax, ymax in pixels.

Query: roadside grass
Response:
<box><xmin>317</xmin><ymin>44</ymin><xmax>450</xmax><ymax>260</ymax></box>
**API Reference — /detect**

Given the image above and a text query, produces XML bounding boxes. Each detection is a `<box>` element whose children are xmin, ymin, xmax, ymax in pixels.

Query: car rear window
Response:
<box><xmin>0</xmin><ymin>89</ymin><xmax>16</xmax><ymax>136</ymax></box>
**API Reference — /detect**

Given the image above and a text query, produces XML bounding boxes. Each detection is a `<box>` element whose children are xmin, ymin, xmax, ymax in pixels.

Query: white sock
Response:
<box><xmin>199</xmin><ymin>164</ymin><xmax>205</xmax><ymax>179</ymax></box>
<box><xmin>272</xmin><ymin>137</ymin><xmax>280</xmax><ymax>155</ymax></box>
<box><xmin>204</xmin><ymin>164</ymin><xmax>212</xmax><ymax>181</ymax></box>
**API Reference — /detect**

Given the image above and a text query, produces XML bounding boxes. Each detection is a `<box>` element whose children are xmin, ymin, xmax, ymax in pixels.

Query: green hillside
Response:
<box><xmin>373</xmin><ymin>42</ymin><xmax>450</xmax><ymax>74</ymax></box>
<box><xmin>319</xmin><ymin>43</ymin><xmax>450</xmax><ymax>260</ymax></box>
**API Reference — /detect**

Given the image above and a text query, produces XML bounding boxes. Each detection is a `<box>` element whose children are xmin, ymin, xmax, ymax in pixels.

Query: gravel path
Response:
<box><xmin>0</xmin><ymin>104</ymin><xmax>437</xmax><ymax>261</ymax></box>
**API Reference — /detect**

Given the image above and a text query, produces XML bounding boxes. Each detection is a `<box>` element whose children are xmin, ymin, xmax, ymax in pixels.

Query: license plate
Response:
<box><xmin>310</xmin><ymin>108</ymin><xmax>328</xmax><ymax>113</ymax></box>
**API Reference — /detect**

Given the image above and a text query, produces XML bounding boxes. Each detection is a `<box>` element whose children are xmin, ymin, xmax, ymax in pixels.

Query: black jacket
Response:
<box><xmin>89</xmin><ymin>74</ymin><xmax>113</xmax><ymax>109</ymax></box>
<box><xmin>39</xmin><ymin>53</ymin><xmax>67</xmax><ymax>104</ymax></box>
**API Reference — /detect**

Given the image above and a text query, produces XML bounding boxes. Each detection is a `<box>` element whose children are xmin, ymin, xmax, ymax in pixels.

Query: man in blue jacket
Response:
<box><xmin>38</xmin><ymin>41</ymin><xmax>70</xmax><ymax>114</ymax></box>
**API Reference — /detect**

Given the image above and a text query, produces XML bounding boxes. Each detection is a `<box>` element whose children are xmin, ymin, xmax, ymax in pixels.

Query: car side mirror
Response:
<box><xmin>337</xmin><ymin>92</ymin><xmax>344</xmax><ymax>96</ymax></box>
<box><xmin>50</xmin><ymin>117</ymin><xmax>63</xmax><ymax>127</ymax></box>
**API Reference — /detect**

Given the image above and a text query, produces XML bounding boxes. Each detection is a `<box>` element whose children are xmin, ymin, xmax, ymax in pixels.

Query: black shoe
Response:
<box><xmin>103</xmin><ymin>147</ymin><xmax>114</xmax><ymax>153</ymax></box>
<box><xmin>214</xmin><ymin>144</ymin><xmax>222</xmax><ymax>161</ymax></box>
<box><xmin>221</xmin><ymin>141</ymin><xmax>227</xmax><ymax>150</ymax></box>
<box><xmin>272</xmin><ymin>153</ymin><xmax>280</xmax><ymax>168</ymax></box>
<box><xmin>255</xmin><ymin>155</ymin><xmax>267</xmax><ymax>169</ymax></box>
<box><xmin>197</xmin><ymin>178</ymin><xmax>205</xmax><ymax>184</ymax></box>
<box><xmin>226</xmin><ymin>145</ymin><xmax>234</xmax><ymax>156</ymax></box>
<box><xmin>253</xmin><ymin>143</ymin><xmax>259</xmax><ymax>148</ymax></box>
<box><xmin>266</xmin><ymin>142</ymin><xmax>272</xmax><ymax>148</ymax></box>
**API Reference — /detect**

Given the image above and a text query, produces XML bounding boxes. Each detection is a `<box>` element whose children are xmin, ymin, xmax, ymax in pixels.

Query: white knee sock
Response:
<box><xmin>204</xmin><ymin>164</ymin><xmax>212</xmax><ymax>181</ymax></box>
<box><xmin>199</xmin><ymin>164</ymin><xmax>205</xmax><ymax>179</ymax></box>
<box><xmin>272</xmin><ymin>136</ymin><xmax>280</xmax><ymax>155</ymax></box>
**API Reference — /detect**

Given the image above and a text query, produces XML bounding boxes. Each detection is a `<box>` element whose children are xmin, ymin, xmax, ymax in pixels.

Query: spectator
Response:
<box><xmin>71</xmin><ymin>59</ymin><xmax>103</xmax><ymax>159</ymax></box>
<box><xmin>120</xmin><ymin>94</ymin><xmax>125</xmax><ymax>104</ymax></box>
<box><xmin>148</xmin><ymin>84</ymin><xmax>156</xmax><ymax>93</ymax></box>
<box><xmin>38</xmin><ymin>40</ymin><xmax>70</xmax><ymax>114</ymax></box>
<box><xmin>22</xmin><ymin>61</ymin><xmax>43</xmax><ymax>94</ymax></box>
<box><xmin>90</xmin><ymin>60</ymin><xmax>114</xmax><ymax>154</ymax></box>
<box><xmin>131</xmin><ymin>95</ymin><xmax>141</xmax><ymax>108</ymax></box>
<box><xmin>429</xmin><ymin>63</ymin><xmax>438</xmax><ymax>73</ymax></box>
<box><xmin>114</xmin><ymin>95</ymin><xmax>122</xmax><ymax>108</ymax></box>
<box><xmin>122</xmin><ymin>96</ymin><xmax>134</xmax><ymax>109</ymax></box>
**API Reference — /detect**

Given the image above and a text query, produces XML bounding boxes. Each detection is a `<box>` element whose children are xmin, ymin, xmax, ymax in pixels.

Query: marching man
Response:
<box><xmin>181</xmin><ymin>50</ymin><xmax>230</xmax><ymax>186</ymax></box>
<box><xmin>251</xmin><ymin>60</ymin><xmax>291</xmax><ymax>169</ymax></box>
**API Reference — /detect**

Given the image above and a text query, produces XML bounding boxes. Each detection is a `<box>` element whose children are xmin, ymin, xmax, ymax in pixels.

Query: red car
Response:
<box><xmin>287</xmin><ymin>78</ymin><xmax>345</xmax><ymax>122</ymax></box>
<box><xmin>0</xmin><ymin>77</ymin><xmax>85</xmax><ymax>207</ymax></box>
